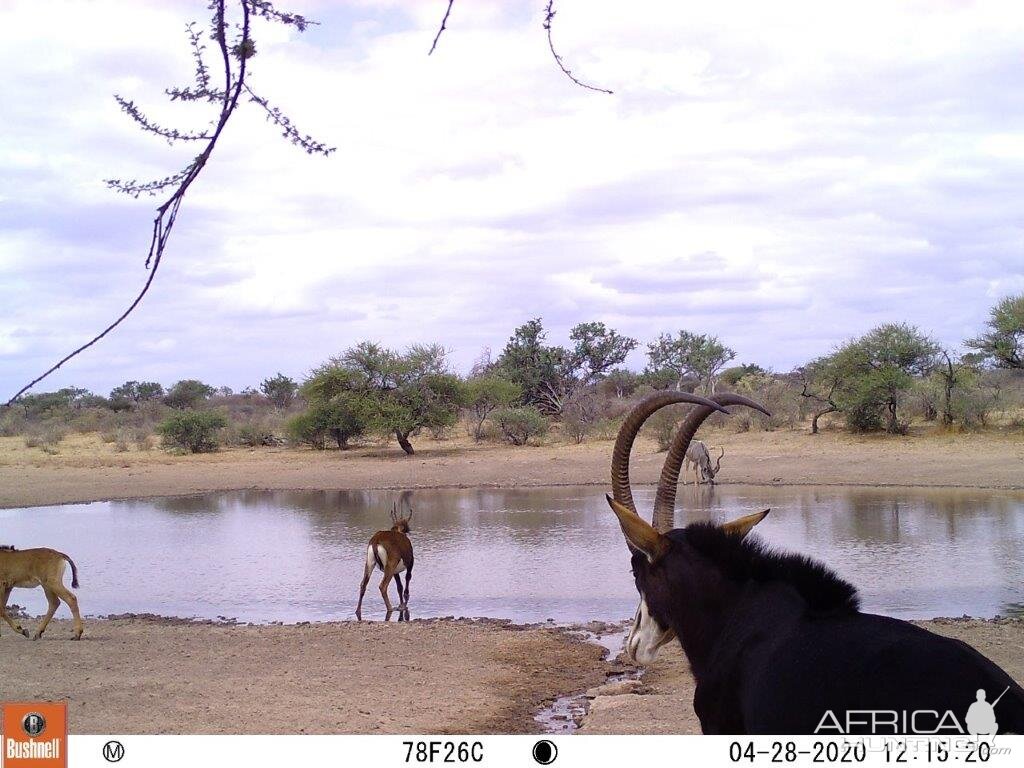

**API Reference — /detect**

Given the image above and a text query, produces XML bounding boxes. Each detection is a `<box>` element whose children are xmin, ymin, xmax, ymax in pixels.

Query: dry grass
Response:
<box><xmin>1</xmin><ymin>419</ymin><xmax>1023</xmax><ymax>509</ymax></box>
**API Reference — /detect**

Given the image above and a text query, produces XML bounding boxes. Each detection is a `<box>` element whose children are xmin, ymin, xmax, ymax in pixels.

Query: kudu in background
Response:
<box><xmin>684</xmin><ymin>439</ymin><xmax>724</xmax><ymax>485</ymax></box>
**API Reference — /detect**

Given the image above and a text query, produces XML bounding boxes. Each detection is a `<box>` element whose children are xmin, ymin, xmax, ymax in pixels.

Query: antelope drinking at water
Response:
<box><xmin>355</xmin><ymin>502</ymin><xmax>414</xmax><ymax>620</ymax></box>
<box><xmin>0</xmin><ymin>545</ymin><xmax>84</xmax><ymax>640</ymax></box>
<box><xmin>683</xmin><ymin>439</ymin><xmax>724</xmax><ymax>485</ymax></box>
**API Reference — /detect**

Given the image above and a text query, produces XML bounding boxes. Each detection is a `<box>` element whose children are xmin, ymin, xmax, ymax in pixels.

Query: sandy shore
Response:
<box><xmin>581</xmin><ymin>618</ymin><xmax>1024</xmax><ymax>734</ymax></box>
<box><xmin>0</xmin><ymin>617</ymin><xmax>609</xmax><ymax>734</ymax></box>
<box><xmin>2</xmin><ymin>427</ymin><xmax>1023</xmax><ymax>508</ymax></box>
<box><xmin>2</xmin><ymin>616</ymin><xmax>1020</xmax><ymax>735</ymax></box>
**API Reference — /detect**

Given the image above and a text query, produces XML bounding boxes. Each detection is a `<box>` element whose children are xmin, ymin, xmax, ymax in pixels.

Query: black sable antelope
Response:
<box><xmin>356</xmin><ymin>501</ymin><xmax>414</xmax><ymax>621</ymax></box>
<box><xmin>608</xmin><ymin>392</ymin><xmax>1024</xmax><ymax>735</ymax></box>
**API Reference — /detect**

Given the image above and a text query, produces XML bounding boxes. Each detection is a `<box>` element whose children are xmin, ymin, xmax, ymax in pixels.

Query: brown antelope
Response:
<box><xmin>355</xmin><ymin>502</ymin><xmax>414</xmax><ymax>620</ymax></box>
<box><xmin>0</xmin><ymin>545</ymin><xmax>84</xmax><ymax>640</ymax></box>
<box><xmin>684</xmin><ymin>440</ymin><xmax>724</xmax><ymax>485</ymax></box>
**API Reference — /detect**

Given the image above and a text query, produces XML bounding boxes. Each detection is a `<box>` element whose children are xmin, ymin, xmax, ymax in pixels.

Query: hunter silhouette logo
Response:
<box><xmin>815</xmin><ymin>685</ymin><xmax>1013</xmax><ymax>734</ymax></box>
<box><xmin>966</xmin><ymin>686</ymin><xmax>1009</xmax><ymax>735</ymax></box>
<box><xmin>2</xmin><ymin>701</ymin><xmax>67</xmax><ymax>768</ymax></box>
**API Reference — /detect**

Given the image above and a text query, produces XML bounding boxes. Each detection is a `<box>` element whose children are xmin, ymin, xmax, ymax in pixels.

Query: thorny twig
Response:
<box><xmin>543</xmin><ymin>0</ymin><xmax>612</xmax><ymax>94</ymax></box>
<box><xmin>429</xmin><ymin>0</ymin><xmax>456</xmax><ymax>55</ymax></box>
<box><xmin>4</xmin><ymin>0</ymin><xmax>333</xmax><ymax>406</ymax></box>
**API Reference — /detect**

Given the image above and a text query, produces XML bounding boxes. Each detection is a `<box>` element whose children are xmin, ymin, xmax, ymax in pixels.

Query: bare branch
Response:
<box><xmin>543</xmin><ymin>0</ymin><xmax>612</xmax><ymax>95</ymax></box>
<box><xmin>429</xmin><ymin>0</ymin><xmax>456</xmax><ymax>56</ymax></box>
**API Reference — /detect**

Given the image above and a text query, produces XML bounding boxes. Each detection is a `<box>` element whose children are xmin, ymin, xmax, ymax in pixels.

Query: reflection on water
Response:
<box><xmin>1</xmin><ymin>486</ymin><xmax>1022</xmax><ymax>623</ymax></box>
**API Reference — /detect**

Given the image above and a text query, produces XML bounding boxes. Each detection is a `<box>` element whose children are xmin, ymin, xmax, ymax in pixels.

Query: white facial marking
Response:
<box><xmin>625</xmin><ymin>596</ymin><xmax>674</xmax><ymax>664</ymax></box>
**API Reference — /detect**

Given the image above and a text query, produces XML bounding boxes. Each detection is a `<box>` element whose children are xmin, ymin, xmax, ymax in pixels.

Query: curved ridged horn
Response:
<box><xmin>714</xmin><ymin>446</ymin><xmax>724</xmax><ymax>473</ymax></box>
<box><xmin>611</xmin><ymin>391</ymin><xmax>731</xmax><ymax>515</ymax></box>
<box><xmin>652</xmin><ymin>394</ymin><xmax>770</xmax><ymax>525</ymax></box>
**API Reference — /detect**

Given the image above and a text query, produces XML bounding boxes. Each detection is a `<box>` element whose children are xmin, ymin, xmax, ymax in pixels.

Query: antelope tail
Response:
<box><xmin>59</xmin><ymin>551</ymin><xmax>80</xmax><ymax>588</ymax></box>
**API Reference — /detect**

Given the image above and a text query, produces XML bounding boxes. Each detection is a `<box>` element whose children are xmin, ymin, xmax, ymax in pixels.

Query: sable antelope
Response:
<box><xmin>0</xmin><ymin>545</ymin><xmax>83</xmax><ymax>640</ymax></box>
<box><xmin>355</xmin><ymin>502</ymin><xmax>414</xmax><ymax>620</ymax></box>
<box><xmin>608</xmin><ymin>392</ymin><xmax>1024</xmax><ymax>734</ymax></box>
<box><xmin>683</xmin><ymin>440</ymin><xmax>724</xmax><ymax>485</ymax></box>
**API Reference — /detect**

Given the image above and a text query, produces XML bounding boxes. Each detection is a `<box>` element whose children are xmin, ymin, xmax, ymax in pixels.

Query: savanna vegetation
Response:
<box><xmin>2</xmin><ymin>295</ymin><xmax>1022</xmax><ymax>455</ymax></box>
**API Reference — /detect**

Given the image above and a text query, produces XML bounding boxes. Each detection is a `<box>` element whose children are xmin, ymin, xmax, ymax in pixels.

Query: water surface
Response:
<box><xmin>2</xmin><ymin>486</ymin><xmax>1022</xmax><ymax>623</ymax></box>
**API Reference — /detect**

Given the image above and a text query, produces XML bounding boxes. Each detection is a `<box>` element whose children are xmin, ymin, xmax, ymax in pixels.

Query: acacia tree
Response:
<box><xmin>645</xmin><ymin>331</ymin><xmax>736</xmax><ymax>393</ymax></box>
<box><xmin>817</xmin><ymin>323</ymin><xmax>940</xmax><ymax>434</ymax></box>
<box><xmin>465</xmin><ymin>375</ymin><xmax>521</xmax><ymax>441</ymax></box>
<box><xmin>4</xmin><ymin>0</ymin><xmax>332</xmax><ymax>407</ymax></box>
<box><xmin>163</xmin><ymin>379</ymin><xmax>216</xmax><ymax>409</ymax></box>
<box><xmin>797</xmin><ymin>357</ymin><xmax>847</xmax><ymax>434</ymax></box>
<box><xmin>932</xmin><ymin>350</ymin><xmax>983</xmax><ymax>427</ymax></box>
<box><xmin>304</xmin><ymin>342</ymin><xmax>466</xmax><ymax>455</ymax></box>
<box><xmin>260</xmin><ymin>373</ymin><xmax>298</xmax><ymax>409</ymax></box>
<box><xmin>966</xmin><ymin>294</ymin><xmax>1024</xmax><ymax>369</ymax></box>
<box><xmin>495</xmin><ymin>319</ymin><xmax>636</xmax><ymax>415</ymax></box>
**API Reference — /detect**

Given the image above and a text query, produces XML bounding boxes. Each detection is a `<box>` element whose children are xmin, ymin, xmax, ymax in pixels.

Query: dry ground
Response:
<box><xmin>581</xmin><ymin>619</ymin><xmax>1024</xmax><ymax>734</ymax></box>
<box><xmin>2</xmin><ymin>426</ymin><xmax>1023</xmax><ymax>508</ymax></box>
<box><xmin>0</xmin><ymin>617</ymin><xmax>609</xmax><ymax>734</ymax></box>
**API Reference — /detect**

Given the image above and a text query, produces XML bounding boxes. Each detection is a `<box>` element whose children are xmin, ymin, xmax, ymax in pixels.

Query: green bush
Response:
<box><xmin>845</xmin><ymin>399</ymin><xmax>884</xmax><ymax>433</ymax></box>
<box><xmin>163</xmin><ymin>379</ymin><xmax>216</xmax><ymax>410</ymax></box>
<box><xmin>286</xmin><ymin>410</ymin><xmax>329</xmax><ymax>449</ymax></box>
<box><xmin>156</xmin><ymin>411</ymin><xmax>227</xmax><ymax>453</ymax></box>
<box><xmin>235</xmin><ymin>422</ymin><xmax>278</xmax><ymax>447</ymax></box>
<box><xmin>287</xmin><ymin>398</ymin><xmax>370</xmax><ymax>450</ymax></box>
<box><xmin>493</xmin><ymin>406</ymin><xmax>548</xmax><ymax>446</ymax></box>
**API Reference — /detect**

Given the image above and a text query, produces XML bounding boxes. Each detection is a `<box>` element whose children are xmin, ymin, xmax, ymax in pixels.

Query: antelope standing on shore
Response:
<box><xmin>683</xmin><ymin>440</ymin><xmax>724</xmax><ymax>485</ymax></box>
<box><xmin>355</xmin><ymin>502</ymin><xmax>414</xmax><ymax>620</ymax></box>
<box><xmin>0</xmin><ymin>545</ymin><xmax>84</xmax><ymax>640</ymax></box>
<box><xmin>607</xmin><ymin>392</ymin><xmax>1024</xmax><ymax>734</ymax></box>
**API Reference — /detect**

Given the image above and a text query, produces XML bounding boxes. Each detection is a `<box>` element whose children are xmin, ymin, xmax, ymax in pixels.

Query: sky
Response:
<box><xmin>2</xmin><ymin>0</ymin><xmax>1023</xmax><ymax>398</ymax></box>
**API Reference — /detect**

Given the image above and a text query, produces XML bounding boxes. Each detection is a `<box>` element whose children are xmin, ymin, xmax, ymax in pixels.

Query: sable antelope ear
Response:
<box><xmin>606</xmin><ymin>495</ymin><xmax>669</xmax><ymax>562</ymax></box>
<box><xmin>721</xmin><ymin>509</ymin><xmax>770</xmax><ymax>539</ymax></box>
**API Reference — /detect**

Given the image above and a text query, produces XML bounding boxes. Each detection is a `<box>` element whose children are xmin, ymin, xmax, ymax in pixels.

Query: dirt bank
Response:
<box><xmin>580</xmin><ymin>618</ymin><xmax>1024</xmax><ymax>734</ymax></box>
<box><xmin>0</xmin><ymin>617</ymin><xmax>610</xmax><ymax>734</ymax></box>
<box><xmin>2</xmin><ymin>427</ymin><xmax>1023</xmax><ymax>508</ymax></box>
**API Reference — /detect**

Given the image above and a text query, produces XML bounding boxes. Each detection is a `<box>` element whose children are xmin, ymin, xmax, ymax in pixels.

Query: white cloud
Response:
<box><xmin>1</xmin><ymin>0</ymin><xmax>1023</xmax><ymax>396</ymax></box>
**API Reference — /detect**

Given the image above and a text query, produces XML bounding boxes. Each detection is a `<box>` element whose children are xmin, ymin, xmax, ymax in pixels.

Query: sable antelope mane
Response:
<box><xmin>665</xmin><ymin>523</ymin><xmax>859</xmax><ymax>613</ymax></box>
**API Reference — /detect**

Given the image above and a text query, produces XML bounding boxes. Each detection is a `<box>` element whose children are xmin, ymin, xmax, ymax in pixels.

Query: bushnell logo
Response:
<box><xmin>2</xmin><ymin>701</ymin><xmax>67</xmax><ymax>768</ymax></box>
